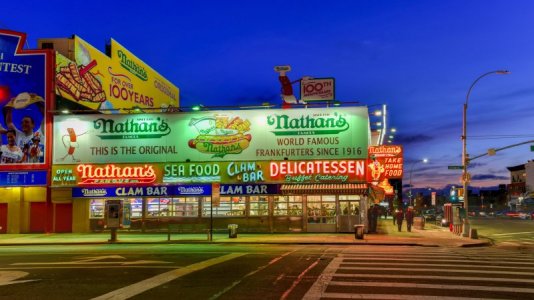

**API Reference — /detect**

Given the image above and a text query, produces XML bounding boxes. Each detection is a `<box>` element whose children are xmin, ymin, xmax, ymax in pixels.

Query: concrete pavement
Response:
<box><xmin>0</xmin><ymin>218</ymin><xmax>490</xmax><ymax>247</ymax></box>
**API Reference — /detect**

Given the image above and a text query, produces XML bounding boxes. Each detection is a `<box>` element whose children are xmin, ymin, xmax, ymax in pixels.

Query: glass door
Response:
<box><xmin>338</xmin><ymin>196</ymin><xmax>361</xmax><ymax>232</ymax></box>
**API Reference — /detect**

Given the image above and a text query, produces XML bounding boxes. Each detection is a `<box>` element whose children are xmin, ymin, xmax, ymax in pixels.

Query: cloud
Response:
<box><xmin>468</xmin><ymin>162</ymin><xmax>488</xmax><ymax>168</ymax></box>
<box><xmin>394</xmin><ymin>134</ymin><xmax>434</xmax><ymax>145</ymax></box>
<box><xmin>471</xmin><ymin>174</ymin><xmax>509</xmax><ymax>181</ymax></box>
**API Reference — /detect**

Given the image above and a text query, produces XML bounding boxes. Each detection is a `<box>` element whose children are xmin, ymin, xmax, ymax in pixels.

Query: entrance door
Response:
<box><xmin>29</xmin><ymin>202</ymin><xmax>47</xmax><ymax>233</ymax></box>
<box><xmin>338</xmin><ymin>200</ymin><xmax>361</xmax><ymax>232</ymax></box>
<box><xmin>0</xmin><ymin>203</ymin><xmax>7</xmax><ymax>233</ymax></box>
<box><xmin>54</xmin><ymin>203</ymin><xmax>72</xmax><ymax>233</ymax></box>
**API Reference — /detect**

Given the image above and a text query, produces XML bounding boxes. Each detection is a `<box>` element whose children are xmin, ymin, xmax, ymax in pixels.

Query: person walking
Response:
<box><xmin>396</xmin><ymin>209</ymin><xmax>404</xmax><ymax>232</ymax></box>
<box><xmin>367</xmin><ymin>206</ymin><xmax>376</xmax><ymax>233</ymax></box>
<box><xmin>406</xmin><ymin>207</ymin><xmax>414</xmax><ymax>232</ymax></box>
<box><xmin>372</xmin><ymin>204</ymin><xmax>380</xmax><ymax>233</ymax></box>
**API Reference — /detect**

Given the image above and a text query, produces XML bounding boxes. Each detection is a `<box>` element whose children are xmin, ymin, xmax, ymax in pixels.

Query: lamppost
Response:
<box><xmin>409</xmin><ymin>158</ymin><xmax>428</xmax><ymax>207</ymax></box>
<box><xmin>462</xmin><ymin>70</ymin><xmax>510</xmax><ymax>236</ymax></box>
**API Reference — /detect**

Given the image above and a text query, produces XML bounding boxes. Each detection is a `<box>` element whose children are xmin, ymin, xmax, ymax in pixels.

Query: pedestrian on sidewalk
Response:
<box><xmin>393</xmin><ymin>209</ymin><xmax>397</xmax><ymax>225</ymax></box>
<box><xmin>396</xmin><ymin>209</ymin><xmax>404</xmax><ymax>232</ymax></box>
<box><xmin>372</xmin><ymin>204</ymin><xmax>380</xmax><ymax>233</ymax></box>
<box><xmin>405</xmin><ymin>207</ymin><xmax>414</xmax><ymax>232</ymax></box>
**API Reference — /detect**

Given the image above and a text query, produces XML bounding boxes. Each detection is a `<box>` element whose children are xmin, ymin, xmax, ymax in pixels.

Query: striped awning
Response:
<box><xmin>280</xmin><ymin>183</ymin><xmax>367</xmax><ymax>195</ymax></box>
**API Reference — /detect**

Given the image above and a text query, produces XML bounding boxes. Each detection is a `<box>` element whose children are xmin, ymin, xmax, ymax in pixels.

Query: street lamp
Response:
<box><xmin>409</xmin><ymin>158</ymin><xmax>429</xmax><ymax>207</ymax></box>
<box><xmin>462</xmin><ymin>70</ymin><xmax>510</xmax><ymax>236</ymax></box>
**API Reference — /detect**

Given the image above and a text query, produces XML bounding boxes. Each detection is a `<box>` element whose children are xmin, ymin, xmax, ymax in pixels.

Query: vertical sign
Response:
<box><xmin>212</xmin><ymin>183</ymin><xmax>220</xmax><ymax>207</ymax></box>
<box><xmin>431</xmin><ymin>192</ymin><xmax>436</xmax><ymax>206</ymax></box>
<box><xmin>0</xmin><ymin>30</ymin><xmax>53</xmax><ymax>171</ymax></box>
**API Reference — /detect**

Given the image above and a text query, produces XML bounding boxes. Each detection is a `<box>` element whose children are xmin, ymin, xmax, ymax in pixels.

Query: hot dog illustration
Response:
<box><xmin>189</xmin><ymin>133</ymin><xmax>252</xmax><ymax>155</ymax></box>
<box><xmin>188</xmin><ymin>115</ymin><xmax>252</xmax><ymax>157</ymax></box>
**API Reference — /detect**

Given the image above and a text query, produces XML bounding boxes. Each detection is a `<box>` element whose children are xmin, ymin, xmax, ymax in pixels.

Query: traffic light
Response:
<box><xmin>457</xmin><ymin>188</ymin><xmax>464</xmax><ymax>200</ymax></box>
<box><xmin>450</xmin><ymin>187</ymin><xmax>458</xmax><ymax>202</ymax></box>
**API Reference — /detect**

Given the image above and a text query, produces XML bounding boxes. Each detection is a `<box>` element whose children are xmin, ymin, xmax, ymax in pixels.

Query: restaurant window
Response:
<box><xmin>171</xmin><ymin>197</ymin><xmax>199</xmax><ymax>217</ymax></box>
<box><xmin>307</xmin><ymin>195</ymin><xmax>336</xmax><ymax>224</ymax></box>
<box><xmin>89</xmin><ymin>199</ymin><xmax>104</xmax><ymax>219</ymax></box>
<box><xmin>274</xmin><ymin>195</ymin><xmax>303</xmax><ymax>216</ymax></box>
<box><xmin>146</xmin><ymin>198</ymin><xmax>171</xmax><ymax>217</ymax></box>
<box><xmin>202</xmin><ymin>196</ymin><xmax>246</xmax><ymax>217</ymax></box>
<box><xmin>249</xmin><ymin>196</ymin><xmax>269</xmax><ymax>216</ymax></box>
<box><xmin>125</xmin><ymin>198</ymin><xmax>143</xmax><ymax>218</ymax></box>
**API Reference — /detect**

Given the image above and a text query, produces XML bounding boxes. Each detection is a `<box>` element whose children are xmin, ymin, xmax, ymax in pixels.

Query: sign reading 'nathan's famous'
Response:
<box><xmin>53</xmin><ymin>107</ymin><xmax>369</xmax><ymax>164</ymax></box>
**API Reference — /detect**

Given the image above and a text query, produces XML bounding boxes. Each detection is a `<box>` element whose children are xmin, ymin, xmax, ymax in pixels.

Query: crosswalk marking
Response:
<box><xmin>491</xmin><ymin>231</ymin><xmax>534</xmax><ymax>236</ymax></box>
<box><xmin>304</xmin><ymin>248</ymin><xmax>534</xmax><ymax>300</ymax></box>
<box><xmin>341</xmin><ymin>261</ymin><xmax>534</xmax><ymax>270</ymax></box>
<box><xmin>332</xmin><ymin>273</ymin><xmax>534</xmax><ymax>284</ymax></box>
<box><xmin>328</xmin><ymin>281</ymin><xmax>534</xmax><ymax>294</ymax></box>
<box><xmin>311</xmin><ymin>293</ymin><xmax>495</xmax><ymax>300</ymax></box>
<box><xmin>339</xmin><ymin>266</ymin><xmax>534</xmax><ymax>276</ymax></box>
<box><xmin>341</xmin><ymin>257</ymin><xmax>534</xmax><ymax>265</ymax></box>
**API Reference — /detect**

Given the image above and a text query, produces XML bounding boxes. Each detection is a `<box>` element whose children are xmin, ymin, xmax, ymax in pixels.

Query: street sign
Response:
<box><xmin>531</xmin><ymin>145</ymin><xmax>534</xmax><ymax>152</ymax></box>
<box><xmin>448</xmin><ymin>165</ymin><xmax>464</xmax><ymax>170</ymax></box>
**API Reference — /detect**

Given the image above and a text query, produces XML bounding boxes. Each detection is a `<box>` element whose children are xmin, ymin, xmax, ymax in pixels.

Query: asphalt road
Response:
<box><xmin>0</xmin><ymin>244</ymin><xmax>533</xmax><ymax>299</ymax></box>
<box><xmin>469</xmin><ymin>217</ymin><xmax>534</xmax><ymax>247</ymax></box>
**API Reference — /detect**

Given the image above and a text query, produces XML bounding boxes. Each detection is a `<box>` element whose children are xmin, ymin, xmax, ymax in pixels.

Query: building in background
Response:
<box><xmin>507</xmin><ymin>160</ymin><xmax>534</xmax><ymax>208</ymax></box>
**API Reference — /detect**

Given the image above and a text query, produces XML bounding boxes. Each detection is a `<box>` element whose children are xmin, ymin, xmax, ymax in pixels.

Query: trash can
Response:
<box><xmin>228</xmin><ymin>224</ymin><xmax>238</xmax><ymax>238</ymax></box>
<box><xmin>414</xmin><ymin>217</ymin><xmax>425</xmax><ymax>230</ymax></box>
<box><xmin>354</xmin><ymin>224</ymin><xmax>365</xmax><ymax>240</ymax></box>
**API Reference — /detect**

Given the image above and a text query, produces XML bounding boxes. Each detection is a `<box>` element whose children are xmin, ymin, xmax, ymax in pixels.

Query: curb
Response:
<box><xmin>0</xmin><ymin>240</ymin><xmax>487</xmax><ymax>247</ymax></box>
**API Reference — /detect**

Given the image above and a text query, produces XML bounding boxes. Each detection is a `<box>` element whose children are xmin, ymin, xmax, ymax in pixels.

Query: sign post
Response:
<box><xmin>448</xmin><ymin>166</ymin><xmax>464</xmax><ymax>170</ymax></box>
<box><xmin>210</xmin><ymin>183</ymin><xmax>220</xmax><ymax>242</ymax></box>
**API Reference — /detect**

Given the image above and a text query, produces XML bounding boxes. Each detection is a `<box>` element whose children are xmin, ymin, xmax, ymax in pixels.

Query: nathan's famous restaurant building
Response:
<box><xmin>0</xmin><ymin>30</ymin><xmax>404</xmax><ymax>234</ymax></box>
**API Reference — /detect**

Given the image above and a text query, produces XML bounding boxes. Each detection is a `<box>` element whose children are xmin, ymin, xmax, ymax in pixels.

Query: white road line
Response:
<box><xmin>332</xmin><ymin>273</ymin><xmax>534</xmax><ymax>284</ymax></box>
<box><xmin>318</xmin><ymin>292</ymin><xmax>505</xmax><ymax>300</ymax></box>
<box><xmin>208</xmin><ymin>250</ymin><xmax>296</xmax><ymax>300</ymax></box>
<box><xmin>328</xmin><ymin>281</ymin><xmax>534</xmax><ymax>294</ymax></box>
<box><xmin>341</xmin><ymin>262</ymin><xmax>534</xmax><ymax>270</ymax></box>
<box><xmin>492</xmin><ymin>231</ymin><xmax>534</xmax><ymax>236</ymax></box>
<box><xmin>340</xmin><ymin>254</ymin><xmax>477</xmax><ymax>259</ymax></box>
<box><xmin>0</xmin><ymin>271</ymin><xmax>39</xmax><ymax>286</ymax></box>
<box><xmin>341</xmin><ymin>257</ymin><xmax>534</xmax><ymax>265</ymax></box>
<box><xmin>302</xmin><ymin>256</ymin><xmax>341</xmax><ymax>300</ymax></box>
<box><xmin>339</xmin><ymin>266</ymin><xmax>534</xmax><ymax>276</ymax></box>
<box><xmin>91</xmin><ymin>253</ymin><xmax>245</xmax><ymax>300</ymax></box>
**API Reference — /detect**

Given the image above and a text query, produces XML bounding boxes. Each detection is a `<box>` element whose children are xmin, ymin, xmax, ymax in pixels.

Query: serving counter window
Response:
<box><xmin>129</xmin><ymin>198</ymin><xmax>143</xmax><ymax>218</ymax></box>
<box><xmin>171</xmin><ymin>197</ymin><xmax>200</xmax><ymax>217</ymax></box>
<box><xmin>274</xmin><ymin>196</ymin><xmax>303</xmax><ymax>216</ymax></box>
<box><xmin>90</xmin><ymin>200</ymin><xmax>105</xmax><ymax>219</ymax></box>
<box><xmin>307</xmin><ymin>195</ymin><xmax>336</xmax><ymax>224</ymax></box>
<box><xmin>249</xmin><ymin>196</ymin><xmax>268</xmax><ymax>216</ymax></box>
<box><xmin>147</xmin><ymin>198</ymin><xmax>171</xmax><ymax>217</ymax></box>
<box><xmin>202</xmin><ymin>196</ymin><xmax>246</xmax><ymax>217</ymax></box>
<box><xmin>90</xmin><ymin>199</ymin><xmax>143</xmax><ymax>219</ymax></box>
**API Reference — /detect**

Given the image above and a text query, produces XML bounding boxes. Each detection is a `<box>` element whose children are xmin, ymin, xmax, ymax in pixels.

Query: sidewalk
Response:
<box><xmin>0</xmin><ymin>218</ymin><xmax>490</xmax><ymax>247</ymax></box>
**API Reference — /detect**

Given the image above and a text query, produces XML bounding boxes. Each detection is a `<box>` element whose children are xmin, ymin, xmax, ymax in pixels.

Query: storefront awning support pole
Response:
<box><xmin>209</xmin><ymin>202</ymin><xmax>213</xmax><ymax>242</ymax></box>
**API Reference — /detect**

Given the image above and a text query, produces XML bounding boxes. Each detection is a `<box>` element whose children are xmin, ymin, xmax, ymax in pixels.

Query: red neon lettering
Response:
<box><xmin>76</xmin><ymin>164</ymin><xmax>156</xmax><ymax>185</ymax></box>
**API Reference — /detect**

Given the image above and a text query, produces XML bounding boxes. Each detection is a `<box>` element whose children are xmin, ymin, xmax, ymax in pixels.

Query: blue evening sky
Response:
<box><xmin>2</xmin><ymin>0</ymin><xmax>533</xmax><ymax>189</ymax></box>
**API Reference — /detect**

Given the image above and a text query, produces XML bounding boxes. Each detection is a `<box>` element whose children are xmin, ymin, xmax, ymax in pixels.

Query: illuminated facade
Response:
<box><xmin>1</xmin><ymin>30</ymin><xmax>404</xmax><ymax>234</ymax></box>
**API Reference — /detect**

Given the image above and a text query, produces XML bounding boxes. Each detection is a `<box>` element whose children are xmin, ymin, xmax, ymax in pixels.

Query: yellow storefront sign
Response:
<box><xmin>55</xmin><ymin>36</ymin><xmax>179</xmax><ymax>112</ymax></box>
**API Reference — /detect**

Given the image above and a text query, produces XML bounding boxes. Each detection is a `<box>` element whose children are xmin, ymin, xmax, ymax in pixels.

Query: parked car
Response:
<box><xmin>506</xmin><ymin>211</ymin><xmax>532</xmax><ymax>219</ymax></box>
<box><xmin>422</xmin><ymin>209</ymin><xmax>437</xmax><ymax>221</ymax></box>
<box><xmin>435</xmin><ymin>214</ymin><xmax>448</xmax><ymax>227</ymax></box>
